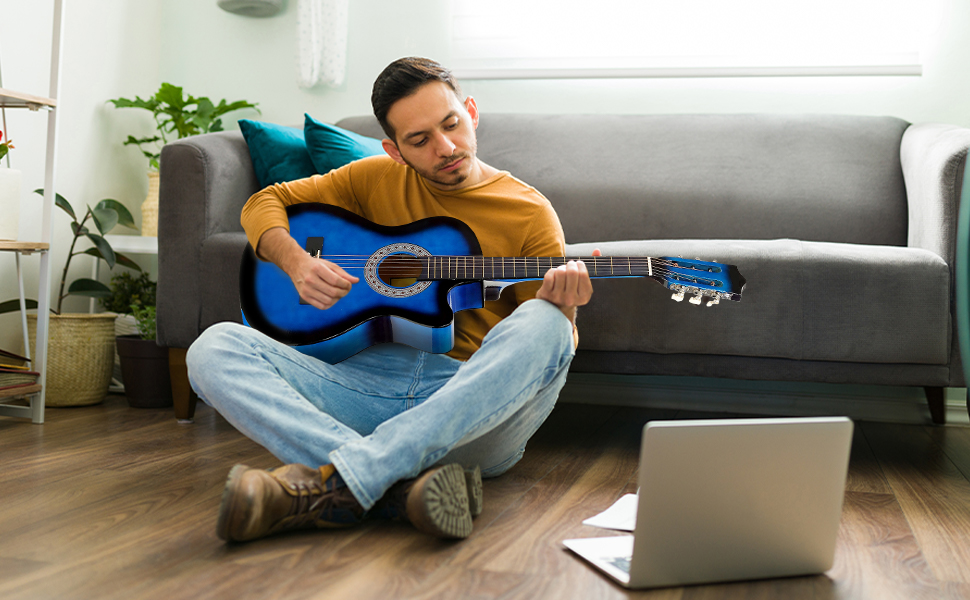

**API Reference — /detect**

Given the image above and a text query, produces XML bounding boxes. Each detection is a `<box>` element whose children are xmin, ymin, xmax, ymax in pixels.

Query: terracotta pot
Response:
<box><xmin>116</xmin><ymin>334</ymin><xmax>172</xmax><ymax>408</ymax></box>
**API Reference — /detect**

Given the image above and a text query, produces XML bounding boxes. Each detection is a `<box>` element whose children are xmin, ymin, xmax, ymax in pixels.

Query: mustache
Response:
<box><xmin>436</xmin><ymin>153</ymin><xmax>468</xmax><ymax>170</ymax></box>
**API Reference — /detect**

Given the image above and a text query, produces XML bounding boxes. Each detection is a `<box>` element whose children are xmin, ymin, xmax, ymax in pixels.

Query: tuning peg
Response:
<box><xmin>689</xmin><ymin>293</ymin><xmax>703</xmax><ymax>305</ymax></box>
<box><xmin>671</xmin><ymin>290</ymin><xmax>685</xmax><ymax>302</ymax></box>
<box><xmin>706</xmin><ymin>296</ymin><xmax>720</xmax><ymax>307</ymax></box>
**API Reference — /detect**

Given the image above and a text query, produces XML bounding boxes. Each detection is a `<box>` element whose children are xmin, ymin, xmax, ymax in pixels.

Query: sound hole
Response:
<box><xmin>378</xmin><ymin>254</ymin><xmax>423</xmax><ymax>288</ymax></box>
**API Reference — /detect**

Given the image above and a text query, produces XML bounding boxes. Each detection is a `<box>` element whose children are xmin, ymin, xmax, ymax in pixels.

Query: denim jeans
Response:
<box><xmin>186</xmin><ymin>298</ymin><xmax>575</xmax><ymax>509</ymax></box>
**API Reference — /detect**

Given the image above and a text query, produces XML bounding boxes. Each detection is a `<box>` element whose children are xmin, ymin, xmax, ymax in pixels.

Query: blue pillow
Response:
<box><xmin>238</xmin><ymin>119</ymin><xmax>317</xmax><ymax>188</ymax></box>
<box><xmin>303</xmin><ymin>113</ymin><xmax>385</xmax><ymax>174</ymax></box>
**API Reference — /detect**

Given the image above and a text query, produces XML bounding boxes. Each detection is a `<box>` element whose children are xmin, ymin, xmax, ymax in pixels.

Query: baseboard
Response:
<box><xmin>559</xmin><ymin>373</ymin><xmax>970</xmax><ymax>427</ymax></box>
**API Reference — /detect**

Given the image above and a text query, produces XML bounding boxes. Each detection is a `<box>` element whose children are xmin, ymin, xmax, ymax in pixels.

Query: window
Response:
<box><xmin>450</xmin><ymin>0</ymin><xmax>923</xmax><ymax>79</ymax></box>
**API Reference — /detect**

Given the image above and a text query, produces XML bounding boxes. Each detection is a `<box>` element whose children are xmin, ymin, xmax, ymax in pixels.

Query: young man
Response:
<box><xmin>187</xmin><ymin>57</ymin><xmax>599</xmax><ymax>543</ymax></box>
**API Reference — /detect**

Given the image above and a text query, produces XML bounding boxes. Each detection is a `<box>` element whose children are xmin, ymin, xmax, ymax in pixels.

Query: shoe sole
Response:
<box><xmin>216</xmin><ymin>464</ymin><xmax>251</xmax><ymax>542</ymax></box>
<box><xmin>407</xmin><ymin>463</ymin><xmax>473</xmax><ymax>539</ymax></box>
<box><xmin>464</xmin><ymin>466</ymin><xmax>483</xmax><ymax>518</ymax></box>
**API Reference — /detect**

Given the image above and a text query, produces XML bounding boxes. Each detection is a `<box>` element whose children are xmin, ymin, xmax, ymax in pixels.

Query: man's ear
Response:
<box><xmin>382</xmin><ymin>139</ymin><xmax>406</xmax><ymax>166</ymax></box>
<box><xmin>465</xmin><ymin>96</ymin><xmax>480</xmax><ymax>130</ymax></box>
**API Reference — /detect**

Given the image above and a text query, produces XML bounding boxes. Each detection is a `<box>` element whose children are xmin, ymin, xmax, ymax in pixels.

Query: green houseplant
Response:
<box><xmin>116</xmin><ymin>303</ymin><xmax>172</xmax><ymax>409</ymax></box>
<box><xmin>1</xmin><ymin>190</ymin><xmax>142</xmax><ymax>406</ymax></box>
<box><xmin>108</xmin><ymin>84</ymin><xmax>260</xmax><ymax>236</ymax></box>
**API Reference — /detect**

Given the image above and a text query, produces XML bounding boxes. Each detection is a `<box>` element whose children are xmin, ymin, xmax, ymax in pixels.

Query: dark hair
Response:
<box><xmin>372</xmin><ymin>57</ymin><xmax>463</xmax><ymax>141</ymax></box>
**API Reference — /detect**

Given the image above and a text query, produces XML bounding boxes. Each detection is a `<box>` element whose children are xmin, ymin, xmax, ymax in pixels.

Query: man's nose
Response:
<box><xmin>433</xmin><ymin>133</ymin><xmax>456</xmax><ymax>156</ymax></box>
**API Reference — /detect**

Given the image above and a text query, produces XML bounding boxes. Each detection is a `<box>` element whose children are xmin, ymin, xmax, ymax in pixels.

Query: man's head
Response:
<box><xmin>372</xmin><ymin>57</ymin><xmax>463</xmax><ymax>141</ymax></box>
<box><xmin>372</xmin><ymin>57</ymin><xmax>487</xmax><ymax>191</ymax></box>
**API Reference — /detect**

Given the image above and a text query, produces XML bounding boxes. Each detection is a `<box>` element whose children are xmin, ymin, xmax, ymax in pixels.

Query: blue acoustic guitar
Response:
<box><xmin>239</xmin><ymin>203</ymin><xmax>746</xmax><ymax>363</ymax></box>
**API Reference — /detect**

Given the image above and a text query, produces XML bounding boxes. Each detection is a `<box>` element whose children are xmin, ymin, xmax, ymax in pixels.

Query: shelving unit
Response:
<box><xmin>0</xmin><ymin>0</ymin><xmax>64</xmax><ymax>423</ymax></box>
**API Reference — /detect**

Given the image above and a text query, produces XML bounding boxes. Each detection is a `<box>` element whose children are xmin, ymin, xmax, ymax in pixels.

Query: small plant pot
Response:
<box><xmin>116</xmin><ymin>334</ymin><xmax>172</xmax><ymax>408</ymax></box>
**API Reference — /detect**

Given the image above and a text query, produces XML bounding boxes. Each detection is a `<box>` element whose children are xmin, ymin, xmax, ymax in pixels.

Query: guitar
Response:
<box><xmin>239</xmin><ymin>204</ymin><xmax>746</xmax><ymax>363</ymax></box>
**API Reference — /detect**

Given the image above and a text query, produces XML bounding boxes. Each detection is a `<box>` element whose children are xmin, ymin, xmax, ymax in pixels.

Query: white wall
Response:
<box><xmin>1</xmin><ymin>0</ymin><xmax>969</xmax><ymax>353</ymax></box>
<box><xmin>0</xmin><ymin>0</ymin><xmax>162</xmax><ymax>351</ymax></box>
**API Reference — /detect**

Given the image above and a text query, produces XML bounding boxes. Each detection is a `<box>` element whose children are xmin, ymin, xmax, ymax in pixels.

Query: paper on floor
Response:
<box><xmin>582</xmin><ymin>493</ymin><xmax>638</xmax><ymax>532</ymax></box>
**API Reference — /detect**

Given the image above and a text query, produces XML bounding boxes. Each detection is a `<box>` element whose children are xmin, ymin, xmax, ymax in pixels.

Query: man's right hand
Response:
<box><xmin>256</xmin><ymin>227</ymin><xmax>359</xmax><ymax>310</ymax></box>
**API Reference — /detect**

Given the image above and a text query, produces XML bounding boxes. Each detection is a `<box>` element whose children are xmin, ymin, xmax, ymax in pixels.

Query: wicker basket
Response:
<box><xmin>27</xmin><ymin>312</ymin><xmax>117</xmax><ymax>407</ymax></box>
<box><xmin>141</xmin><ymin>170</ymin><xmax>159</xmax><ymax>237</ymax></box>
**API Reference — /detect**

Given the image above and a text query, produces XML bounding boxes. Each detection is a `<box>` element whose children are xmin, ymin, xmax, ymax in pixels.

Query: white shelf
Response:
<box><xmin>0</xmin><ymin>0</ymin><xmax>65</xmax><ymax>424</ymax></box>
<box><xmin>103</xmin><ymin>235</ymin><xmax>157</xmax><ymax>254</ymax></box>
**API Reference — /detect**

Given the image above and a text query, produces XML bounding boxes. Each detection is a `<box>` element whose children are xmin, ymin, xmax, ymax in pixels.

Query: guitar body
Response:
<box><xmin>240</xmin><ymin>204</ymin><xmax>486</xmax><ymax>363</ymax></box>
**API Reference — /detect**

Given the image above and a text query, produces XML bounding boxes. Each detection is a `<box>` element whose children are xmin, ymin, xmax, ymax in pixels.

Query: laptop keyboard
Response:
<box><xmin>605</xmin><ymin>554</ymin><xmax>632</xmax><ymax>574</ymax></box>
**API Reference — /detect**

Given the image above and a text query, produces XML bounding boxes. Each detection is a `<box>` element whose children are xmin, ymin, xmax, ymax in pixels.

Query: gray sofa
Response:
<box><xmin>157</xmin><ymin>114</ymin><xmax>970</xmax><ymax>423</ymax></box>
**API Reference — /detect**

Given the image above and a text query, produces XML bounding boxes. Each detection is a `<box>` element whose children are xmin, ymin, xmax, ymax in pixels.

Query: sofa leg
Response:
<box><xmin>168</xmin><ymin>347</ymin><xmax>198</xmax><ymax>422</ymax></box>
<box><xmin>924</xmin><ymin>386</ymin><xmax>946</xmax><ymax>425</ymax></box>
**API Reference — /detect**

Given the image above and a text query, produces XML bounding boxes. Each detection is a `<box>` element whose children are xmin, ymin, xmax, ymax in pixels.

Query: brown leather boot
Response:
<box><xmin>216</xmin><ymin>463</ymin><xmax>364</xmax><ymax>543</ymax></box>
<box><xmin>373</xmin><ymin>463</ymin><xmax>478</xmax><ymax>539</ymax></box>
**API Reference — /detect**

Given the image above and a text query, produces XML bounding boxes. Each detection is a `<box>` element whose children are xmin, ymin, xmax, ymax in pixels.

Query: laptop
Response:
<box><xmin>563</xmin><ymin>416</ymin><xmax>853</xmax><ymax>589</ymax></box>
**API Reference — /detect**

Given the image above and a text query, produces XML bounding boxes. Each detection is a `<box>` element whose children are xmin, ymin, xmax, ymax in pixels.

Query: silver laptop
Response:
<box><xmin>563</xmin><ymin>416</ymin><xmax>853</xmax><ymax>589</ymax></box>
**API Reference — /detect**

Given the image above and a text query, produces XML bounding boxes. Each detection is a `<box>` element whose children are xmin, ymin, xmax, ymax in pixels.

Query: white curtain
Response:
<box><xmin>297</xmin><ymin>0</ymin><xmax>349</xmax><ymax>88</ymax></box>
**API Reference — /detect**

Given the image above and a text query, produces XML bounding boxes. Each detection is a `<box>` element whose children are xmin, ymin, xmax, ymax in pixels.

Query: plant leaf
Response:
<box><xmin>91</xmin><ymin>207</ymin><xmax>119</xmax><ymax>234</ymax></box>
<box><xmin>85</xmin><ymin>233</ymin><xmax>116</xmax><ymax>268</ymax></box>
<box><xmin>81</xmin><ymin>247</ymin><xmax>141</xmax><ymax>271</ymax></box>
<box><xmin>0</xmin><ymin>298</ymin><xmax>38</xmax><ymax>314</ymax></box>
<box><xmin>67</xmin><ymin>279</ymin><xmax>112</xmax><ymax>298</ymax></box>
<box><xmin>95</xmin><ymin>199</ymin><xmax>137</xmax><ymax>230</ymax></box>
<box><xmin>71</xmin><ymin>222</ymin><xmax>89</xmax><ymax>236</ymax></box>
<box><xmin>156</xmin><ymin>83</ymin><xmax>186</xmax><ymax>110</ymax></box>
<box><xmin>113</xmin><ymin>251</ymin><xmax>143</xmax><ymax>271</ymax></box>
<box><xmin>34</xmin><ymin>188</ymin><xmax>74</xmax><ymax>220</ymax></box>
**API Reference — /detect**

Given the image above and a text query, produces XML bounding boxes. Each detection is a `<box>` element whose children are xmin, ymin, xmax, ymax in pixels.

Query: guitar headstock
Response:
<box><xmin>656</xmin><ymin>257</ymin><xmax>746</xmax><ymax>306</ymax></box>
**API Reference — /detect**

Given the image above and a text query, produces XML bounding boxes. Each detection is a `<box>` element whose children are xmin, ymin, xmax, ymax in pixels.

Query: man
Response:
<box><xmin>187</xmin><ymin>57</ymin><xmax>599</xmax><ymax>543</ymax></box>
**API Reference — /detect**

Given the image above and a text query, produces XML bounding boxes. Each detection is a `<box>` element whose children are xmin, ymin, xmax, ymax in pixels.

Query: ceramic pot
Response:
<box><xmin>116</xmin><ymin>334</ymin><xmax>173</xmax><ymax>408</ymax></box>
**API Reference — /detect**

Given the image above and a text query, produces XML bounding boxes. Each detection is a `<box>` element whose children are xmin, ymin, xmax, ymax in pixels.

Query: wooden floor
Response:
<box><xmin>2</xmin><ymin>396</ymin><xmax>970</xmax><ymax>600</ymax></box>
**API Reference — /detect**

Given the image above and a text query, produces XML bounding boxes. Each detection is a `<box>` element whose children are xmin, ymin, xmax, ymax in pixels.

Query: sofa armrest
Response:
<box><xmin>901</xmin><ymin>123</ymin><xmax>970</xmax><ymax>265</ymax></box>
<box><xmin>157</xmin><ymin>131</ymin><xmax>259</xmax><ymax>349</ymax></box>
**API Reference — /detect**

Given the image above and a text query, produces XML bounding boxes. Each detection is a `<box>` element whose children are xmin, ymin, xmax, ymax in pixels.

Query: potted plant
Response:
<box><xmin>107</xmin><ymin>83</ymin><xmax>259</xmax><ymax>236</ymax></box>
<box><xmin>116</xmin><ymin>304</ymin><xmax>172</xmax><ymax>408</ymax></box>
<box><xmin>102</xmin><ymin>271</ymin><xmax>157</xmax><ymax>386</ymax></box>
<box><xmin>0</xmin><ymin>129</ymin><xmax>20</xmax><ymax>241</ymax></box>
<box><xmin>0</xmin><ymin>189</ymin><xmax>141</xmax><ymax>406</ymax></box>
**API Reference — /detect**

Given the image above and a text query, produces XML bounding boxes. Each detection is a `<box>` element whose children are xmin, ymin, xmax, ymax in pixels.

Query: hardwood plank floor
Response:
<box><xmin>2</xmin><ymin>395</ymin><xmax>970</xmax><ymax>599</ymax></box>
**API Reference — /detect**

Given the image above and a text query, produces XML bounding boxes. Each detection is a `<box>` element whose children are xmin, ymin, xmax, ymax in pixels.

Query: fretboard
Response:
<box><xmin>420</xmin><ymin>256</ymin><xmax>659</xmax><ymax>281</ymax></box>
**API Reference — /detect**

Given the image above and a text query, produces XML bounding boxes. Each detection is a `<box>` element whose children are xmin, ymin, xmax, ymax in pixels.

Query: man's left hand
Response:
<box><xmin>535</xmin><ymin>249</ymin><xmax>602</xmax><ymax>323</ymax></box>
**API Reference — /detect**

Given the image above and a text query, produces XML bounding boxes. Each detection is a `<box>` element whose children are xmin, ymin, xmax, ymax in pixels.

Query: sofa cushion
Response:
<box><xmin>566</xmin><ymin>239</ymin><xmax>950</xmax><ymax>366</ymax></box>
<box><xmin>304</xmin><ymin>114</ymin><xmax>385</xmax><ymax>174</ymax></box>
<box><xmin>238</xmin><ymin>120</ymin><xmax>317</xmax><ymax>188</ymax></box>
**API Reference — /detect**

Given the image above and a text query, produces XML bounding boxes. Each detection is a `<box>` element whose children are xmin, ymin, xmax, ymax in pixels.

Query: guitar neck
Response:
<box><xmin>421</xmin><ymin>256</ymin><xmax>665</xmax><ymax>281</ymax></box>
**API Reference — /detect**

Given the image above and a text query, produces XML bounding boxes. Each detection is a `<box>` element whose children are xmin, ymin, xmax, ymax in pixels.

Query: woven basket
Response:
<box><xmin>27</xmin><ymin>312</ymin><xmax>117</xmax><ymax>407</ymax></box>
<box><xmin>141</xmin><ymin>170</ymin><xmax>159</xmax><ymax>237</ymax></box>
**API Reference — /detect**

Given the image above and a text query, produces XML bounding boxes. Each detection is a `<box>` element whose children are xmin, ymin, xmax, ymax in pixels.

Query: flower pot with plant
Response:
<box><xmin>1</xmin><ymin>189</ymin><xmax>141</xmax><ymax>406</ymax></box>
<box><xmin>116</xmin><ymin>304</ymin><xmax>172</xmax><ymax>408</ymax></box>
<box><xmin>0</xmin><ymin>128</ymin><xmax>20</xmax><ymax>240</ymax></box>
<box><xmin>107</xmin><ymin>83</ymin><xmax>259</xmax><ymax>236</ymax></box>
<box><xmin>103</xmin><ymin>271</ymin><xmax>157</xmax><ymax>384</ymax></box>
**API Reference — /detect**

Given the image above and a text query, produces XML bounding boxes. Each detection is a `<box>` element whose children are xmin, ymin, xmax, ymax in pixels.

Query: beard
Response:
<box><xmin>402</xmin><ymin>139</ymin><xmax>479</xmax><ymax>189</ymax></box>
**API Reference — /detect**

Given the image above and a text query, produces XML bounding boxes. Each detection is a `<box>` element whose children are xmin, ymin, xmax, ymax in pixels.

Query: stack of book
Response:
<box><xmin>0</xmin><ymin>347</ymin><xmax>40</xmax><ymax>393</ymax></box>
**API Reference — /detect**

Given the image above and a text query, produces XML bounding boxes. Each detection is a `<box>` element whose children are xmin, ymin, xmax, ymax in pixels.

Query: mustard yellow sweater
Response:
<box><xmin>241</xmin><ymin>155</ymin><xmax>566</xmax><ymax>360</ymax></box>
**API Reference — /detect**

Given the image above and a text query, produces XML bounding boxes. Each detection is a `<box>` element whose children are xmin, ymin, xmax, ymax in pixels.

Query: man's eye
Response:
<box><xmin>414</xmin><ymin>138</ymin><xmax>427</xmax><ymax>147</ymax></box>
<box><xmin>446</xmin><ymin>120</ymin><xmax>459</xmax><ymax>130</ymax></box>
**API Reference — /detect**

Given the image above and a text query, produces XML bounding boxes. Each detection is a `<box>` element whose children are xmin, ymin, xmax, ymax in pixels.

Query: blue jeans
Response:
<box><xmin>186</xmin><ymin>299</ymin><xmax>575</xmax><ymax>510</ymax></box>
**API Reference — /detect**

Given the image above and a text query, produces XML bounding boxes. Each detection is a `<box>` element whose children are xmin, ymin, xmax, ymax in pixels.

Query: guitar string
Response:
<box><xmin>308</xmin><ymin>256</ymin><xmax>722</xmax><ymax>282</ymax></box>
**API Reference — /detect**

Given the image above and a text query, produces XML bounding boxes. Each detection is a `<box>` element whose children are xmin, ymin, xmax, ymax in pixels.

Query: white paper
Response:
<box><xmin>582</xmin><ymin>493</ymin><xmax>638</xmax><ymax>532</ymax></box>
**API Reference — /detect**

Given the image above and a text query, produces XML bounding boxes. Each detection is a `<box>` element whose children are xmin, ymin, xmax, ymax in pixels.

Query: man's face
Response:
<box><xmin>382</xmin><ymin>82</ymin><xmax>481</xmax><ymax>191</ymax></box>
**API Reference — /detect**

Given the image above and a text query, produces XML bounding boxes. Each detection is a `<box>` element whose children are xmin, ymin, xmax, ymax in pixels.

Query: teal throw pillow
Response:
<box><xmin>238</xmin><ymin>119</ymin><xmax>317</xmax><ymax>188</ymax></box>
<box><xmin>303</xmin><ymin>113</ymin><xmax>385</xmax><ymax>174</ymax></box>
